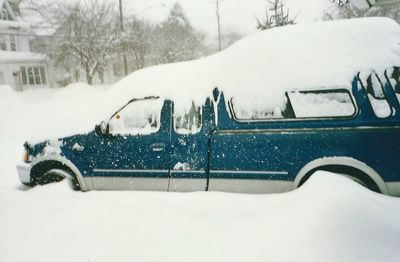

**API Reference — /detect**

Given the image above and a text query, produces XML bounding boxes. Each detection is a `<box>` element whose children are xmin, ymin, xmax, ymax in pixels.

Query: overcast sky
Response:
<box><xmin>121</xmin><ymin>0</ymin><xmax>335</xmax><ymax>37</ymax></box>
<box><xmin>22</xmin><ymin>0</ymin><xmax>336</xmax><ymax>40</ymax></box>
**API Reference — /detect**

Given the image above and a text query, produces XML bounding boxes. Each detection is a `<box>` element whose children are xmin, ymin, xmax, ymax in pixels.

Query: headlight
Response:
<box><xmin>22</xmin><ymin>149</ymin><xmax>29</xmax><ymax>162</ymax></box>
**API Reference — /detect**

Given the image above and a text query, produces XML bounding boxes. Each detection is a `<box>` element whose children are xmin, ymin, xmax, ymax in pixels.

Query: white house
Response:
<box><xmin>0</xmin><ymin>0</ymin><xmax>49</xmax><ymax>91</ymax></box>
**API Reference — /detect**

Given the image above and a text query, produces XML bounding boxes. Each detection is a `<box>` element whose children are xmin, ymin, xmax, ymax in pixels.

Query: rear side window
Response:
<box><xmin>360</xmin><ymin>74</ymin><xmax>391</xmax><ymax>118</ymax></box>
<box><xmin>231</xmin><ymin>89</ymin><xmax>356</xmax><ymax>120</ymax></box>
<box><xmin>288</xmin><ymin>90</ymin><xmax>355</xmax><ymax>118</ymax></box>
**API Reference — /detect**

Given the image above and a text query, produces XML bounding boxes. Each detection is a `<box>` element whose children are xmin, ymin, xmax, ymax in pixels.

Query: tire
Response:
<box><xmin>299</xmin><ymin>165</ymin><xmax>381</xmax><ymax>193</ymax></box>
<box><xmin>32</xmin><ymin>163</ymin><xmax>81</xmax><ymax>191</ymax></box>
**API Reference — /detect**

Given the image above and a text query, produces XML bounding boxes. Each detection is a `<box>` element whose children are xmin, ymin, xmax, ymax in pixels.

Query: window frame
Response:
<box><xmin>358</xmin><ymin>74</ymin><xmax>393</xmax><ymax>119</ymax></box>
<box><xmin>20</xmin><ymin>66</ymin><xmax>47</xmax><ymax>86</ymax></box>
<box><xmin>108</xmin><ymin>96</ymin><xmax>163</xmax><ymax>136</ymax></box>
<box><xmin>229</xmin><ymin>88</ymin><xmax>358</xmax><ymax>123</ymax></box>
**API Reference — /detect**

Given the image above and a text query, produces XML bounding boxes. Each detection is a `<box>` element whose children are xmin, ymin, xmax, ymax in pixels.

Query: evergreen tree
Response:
<box><xmin>154</xmin><ymin>3</ymin><xmax>205</xmax><ymax>63</ymax></box>
<box><xmin>256</xmin><ymin>0</ymin><xmax>295</xmax><ymax>31</ymax></box>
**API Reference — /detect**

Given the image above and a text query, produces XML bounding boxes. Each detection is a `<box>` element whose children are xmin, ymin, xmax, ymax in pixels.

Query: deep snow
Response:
<box><xmin>0</xmin><ymin>84</ymin><xmax>400</xmax><ymax>262</ymax></box>
<box><xmin>1</xmin><ymin>17</ymin><xmax>400</xmax><ymax>261</ymax></box>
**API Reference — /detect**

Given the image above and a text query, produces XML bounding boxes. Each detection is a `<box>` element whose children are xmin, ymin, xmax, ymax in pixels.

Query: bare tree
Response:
<box><xmin>256</xmin><ymin>0</ymin><xmax>296</xmax><ymax>30</ymax></box>
<box><xmin>24</xmin><ymin>0</ymin><xmax>118</xmax><ymax>85</ymax></box>
<box><xmin>122</xmin><ymin>18</ymin><xmax>153</xmax><ymax>72</ymax></box>
<box><xmin>324</xmin><ymin>1</ymin><xmax>400</xmax><ymax>22</ymax></box>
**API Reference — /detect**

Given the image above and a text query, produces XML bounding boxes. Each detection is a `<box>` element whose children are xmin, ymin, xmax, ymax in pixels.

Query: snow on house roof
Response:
<box><xmin>0</xmin><ymin>19</ymin><xmax>30</xmax><ymax>30</ymax></box>
<box><xmin>109</xmin><ymin>17</ymin><xmax>400</xmax><ymax>113</ymax></box>
<box><xmin>0</xmin><ymin>51</ymin><xmax>47</xmax><ymax>63</ymax></box>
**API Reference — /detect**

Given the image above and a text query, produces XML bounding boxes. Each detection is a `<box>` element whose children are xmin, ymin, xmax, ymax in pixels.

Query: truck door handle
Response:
<box><xmin>150</xmin><ymin>143</ymin><xmax>166</xmax><ymax>152</ymax></box>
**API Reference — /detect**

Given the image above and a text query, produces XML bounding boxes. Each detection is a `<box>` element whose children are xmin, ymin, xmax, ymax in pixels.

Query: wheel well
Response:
<box><xmin>298</xmin><ymin>164</ymin><xmax>381</xmax><ymax>193</ymax></box>
<box><xmin>31</xmin><ymin>160</ymin><xmax>80</xmax><ymax>190</ymax></box>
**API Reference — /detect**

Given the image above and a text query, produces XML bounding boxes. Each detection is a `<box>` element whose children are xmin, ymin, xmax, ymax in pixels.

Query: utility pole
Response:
<box><xmin>216</xmin><ymin>0</ymin><xmax>222</xmax><ymax>51</ymax></box>
<box><xmin>119</xmin><ymin>0</ymin><xmax>129</xmax><ymax>76</ymax></box>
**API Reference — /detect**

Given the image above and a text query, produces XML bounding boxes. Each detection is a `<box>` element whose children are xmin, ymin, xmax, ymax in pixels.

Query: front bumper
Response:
<box><xmin>16</xmin><ymin>162</ymin><xmax>32</xmax><ymax>184</ymax></box>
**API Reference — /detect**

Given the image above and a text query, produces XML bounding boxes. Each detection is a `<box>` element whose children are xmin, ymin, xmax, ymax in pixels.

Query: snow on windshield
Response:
<box><xmin>108</xmin><ymin>98</ymin><xmax>163</xmax><ymax>136</ymax></box>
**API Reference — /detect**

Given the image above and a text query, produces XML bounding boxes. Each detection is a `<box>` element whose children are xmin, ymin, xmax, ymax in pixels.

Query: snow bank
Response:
<box><xmin>0</xmin><ymin>84</ymin><xmax>109</xmax><ymax>141</ymax></box>
<box><xmin>0</xmin><ymin>172</ymin><xmax>399</xmax><ymax>262</ymax></box>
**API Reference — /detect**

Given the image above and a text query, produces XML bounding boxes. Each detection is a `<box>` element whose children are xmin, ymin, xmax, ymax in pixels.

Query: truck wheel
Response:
<box><xmin>298</xmin><ymin>165</ymin><xmax>380</xmax><ymax>193</ymax></box>
<box><xmin>35</xmin><ymin>168</ymin><xmax>81</xmax><ymax>191</ymax></box>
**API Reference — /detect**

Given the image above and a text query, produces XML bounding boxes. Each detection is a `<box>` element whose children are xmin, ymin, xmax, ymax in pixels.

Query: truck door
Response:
<box><xmin>168</xmin><ymin>99</ymin><xmax>214</xmax><ymax>191</ymax></box>
<box><xmin>90</xmin><ymin>98</ymin><xmax>172</xmax><ymax>190</ymax></box>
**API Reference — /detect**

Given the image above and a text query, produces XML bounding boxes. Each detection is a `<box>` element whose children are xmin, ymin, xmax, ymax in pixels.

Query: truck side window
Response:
<box><xmin>174</xmin><ymin>101</ymin><xmax>202</xmax><ymax>134</ymax></box>
<box><xmin>231</xmin><ymin>89</ymin><xmax>355</xmax><ymax>120</ymax></box>
<box><xmin>390</xmin><ymin>67</ymin><xmax>400</xmax><ymax>102</ymax></box>
<box><xmin>361</xmin><ymin>74</ymin><xmax>391</xmax><ymax>118</ymax></box>
<box><xmin>230</xmin><ymin>96</ymin><xmax>287</xmax><ymax>120</ymax></box>
<box><xmin>108</xmin><ymin>98</ymin><xmax>163</xmax><ymax>136</ymax></box>
<box><xmin>287</xmin><ymin>89</ymin><xmax>356</xmax><ymax>118</ymax></box>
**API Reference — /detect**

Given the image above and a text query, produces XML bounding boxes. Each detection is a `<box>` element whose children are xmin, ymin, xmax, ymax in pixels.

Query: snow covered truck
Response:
<box><xmin>16</xmin><ymin>18</ymin><xmax>400</xmax><ymax>195</ymax></box>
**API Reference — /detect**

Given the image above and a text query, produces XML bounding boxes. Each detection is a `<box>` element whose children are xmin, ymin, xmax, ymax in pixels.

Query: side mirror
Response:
<box><xmin>95</xmin><ymin>121</ymin><xmax>108</xmax><ymax>135</ymax></box>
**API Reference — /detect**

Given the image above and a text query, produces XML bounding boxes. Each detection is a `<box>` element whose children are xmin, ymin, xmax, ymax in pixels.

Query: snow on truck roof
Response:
<box><xmin>108</xmin><ymin>17</ymin><xmax>400</xmax><ymax>112</ymax></box>
<box><xmin>3</xmin><ymin>17</ymin><xmax>400</xmax><ymax>141</ymax></box>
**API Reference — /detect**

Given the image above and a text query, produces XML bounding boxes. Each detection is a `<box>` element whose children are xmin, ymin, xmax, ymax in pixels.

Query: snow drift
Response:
<box><xmin>0</xmin><ymin>172</ymin><xmax>399</xmax><ymax>262</ymax></box>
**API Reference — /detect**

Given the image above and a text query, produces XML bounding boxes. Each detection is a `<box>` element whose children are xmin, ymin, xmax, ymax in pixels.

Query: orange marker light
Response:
<box><xmin>116</xmin><ymin>114</ymin><xmax>120</xmax><ymax>120</ymax></box>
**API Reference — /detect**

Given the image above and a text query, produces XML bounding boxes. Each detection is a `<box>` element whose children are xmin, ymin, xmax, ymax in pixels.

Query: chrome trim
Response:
<box><xmin>170</xmin><ymin>170</ymin><xmax>205</xmax><ymax>173</ymax></box>
<box><xmin>210</xmin><ymin>170</ymin><xmax>288</xmax><ymax>175</ymax></box>
<box><xmin>93</xmin><ymin>169</ymin><xmax>169</xmax><ymax>173</ymax></box>
<box><xmin>208</xmin><ymin>179</ymin><xmax>293</xmax><ymax>194</ymax></box>
<box><xmin>214</xmin><ymin>125</ymin><xmax>400</xmax><ymax>135</ymax></box>
<box><xmin>93</xmin><ymin>169</ymin><xmax>286</xmax><ymax>175</ymax></box>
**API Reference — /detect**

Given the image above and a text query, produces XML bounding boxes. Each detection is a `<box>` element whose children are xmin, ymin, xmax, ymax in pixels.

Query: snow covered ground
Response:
<box><xmin>1</xmin><ymin>18</ymin><xmax>400</xmax><ymax>261</ymax></box>
<box><xmin>1</xmin><ymin>84</ymin><xmax>400</xmax><ymax>262</ymax></box>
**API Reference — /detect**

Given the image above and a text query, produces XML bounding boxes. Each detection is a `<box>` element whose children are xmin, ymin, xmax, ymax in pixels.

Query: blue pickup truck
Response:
<box><xmin>16</xmin><ymin>70</ymin><xmax>400</xmax><ymax>195</ymax></box>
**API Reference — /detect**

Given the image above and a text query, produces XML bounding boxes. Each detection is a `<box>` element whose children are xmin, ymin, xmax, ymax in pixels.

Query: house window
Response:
<box><xmin>10</xmin><ymin>35</ymin><xmax>17</xmax><ymax>51</ymax></box>
<box><xmin>0</xmin><ymin>35</ymin><xmax>6</xmax><ymax>51</ymax></box>
<box><xmin>1</xmin><ymin>8</ymin><xmax>9</xmax><ymax>21</ymax></box>
<box><xmin>20</xmin><ymin>66</ymin><xmax>47</xmax><ymax>86</ymax></box>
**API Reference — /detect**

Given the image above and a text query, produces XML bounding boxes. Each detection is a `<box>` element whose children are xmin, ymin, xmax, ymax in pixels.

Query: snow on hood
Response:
<box><xmin>107</xmin><ymin>17</ymin><xmax>400</xmax><ymax>113</ymax></box>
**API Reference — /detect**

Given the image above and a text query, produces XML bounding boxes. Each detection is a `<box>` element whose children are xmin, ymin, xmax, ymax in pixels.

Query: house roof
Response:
<box><xmin>0</xmin><ymin>0</ymin><xmax>30</xmax><ymax>30</ymax></box>
<box><xmin>0</xmin><ymin>51</ymin><xmax>47</xmax><ymax>63</ymax></box>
